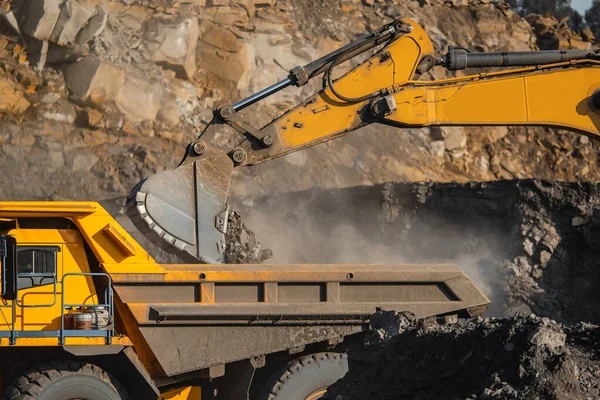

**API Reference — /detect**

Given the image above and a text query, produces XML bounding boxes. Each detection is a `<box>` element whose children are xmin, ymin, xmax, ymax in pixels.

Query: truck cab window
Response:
<box><xmin>17</xmin><ymin>247</ymin><xmax>58</xmax><ymax>290</ymax></box>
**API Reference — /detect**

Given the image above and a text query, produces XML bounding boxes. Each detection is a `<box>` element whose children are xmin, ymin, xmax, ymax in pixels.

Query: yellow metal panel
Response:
<box><xmin>0</xmin><ymin>202</ymin><xmax>96</xmax><ymax>215</ymax></box>
<box><xmin>74</xmin><ymin>210</ymin><xmax>155</xmax><ymax>265</ymax></box>
<box><xmin>0</xmin><ymin>201</ymin><xmax>156</xmax><ymax>266</ymax></box>
<box><xmin>433</xmin><ymin>78</ymin><xmax>528</xmax><ymax>123</ymax></box>
<box><xmin>160</xmin><ymin>386</ymin><xmax>201</xmax><ymax>400</ymax></box>
<box><xmin>112</xmin><ymin>295</ymin><xmax>166</xmax><ymax>378</ymax></box>
<box><xmin>9</xmin><ymin>228</ymin><xmax>82</xmax><ymax>244</ymax></box>
<box><xmin>102</xmin><ymin>224</ymin><xmax>137</xmax><ymax>257</ymax></box>
<box><xmin>526</xmin><ymin>67</ymin><xmax>600</xmax><ymax>134</ymax></box>
<box><xmin>392</xmin><ymin>87</ymin><xmax>429</xmax><ymax>125</ymax></box>
<box><xmin>387</xmin><ymin>64</ymin><xmax>600</xmax><ymax>136</ymax></box>
<box><xmin>62</xmin><ymin>242</ymin><xmax>98</xmax><ymax>307</ymax></box>
<box><xmin>274</xmin><ymin>18</ymin><xmax>435</xmax><ymax>151</ymax></box>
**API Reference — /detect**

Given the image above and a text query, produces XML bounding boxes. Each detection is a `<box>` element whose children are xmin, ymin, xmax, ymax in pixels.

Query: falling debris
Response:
<box><xmin>224</xmin><ymin>210</ymin><xmax>273</xmax><ymax>264</ymax></box>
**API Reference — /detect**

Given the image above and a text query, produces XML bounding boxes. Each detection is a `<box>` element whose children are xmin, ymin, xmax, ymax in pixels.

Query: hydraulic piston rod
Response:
<box><xmin>233</xmin><ymin>78</ymin><xmax>292</xmax><ymax>111</ymax></box>
<box><xmin>232</xmin><ymin>23</ymin><xmax>399</xmax><ymax>111</ymax></box>
<box><xmin>443</xmin><ymin>47</ymin><xmax>594</xmax><ymax>70</ymax></box>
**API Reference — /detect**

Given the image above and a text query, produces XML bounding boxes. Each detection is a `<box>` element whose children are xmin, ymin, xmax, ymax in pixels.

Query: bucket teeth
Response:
<box><xmin>126</xmin><ymin>149</ymin><xmax>234</xmax><ymax>264</ymax></box>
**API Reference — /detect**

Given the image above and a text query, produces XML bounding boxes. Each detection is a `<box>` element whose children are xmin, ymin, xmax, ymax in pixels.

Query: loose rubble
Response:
<box><xmin>324</xmin><ymin>313</ymin><xmax>600</xmax><ymax>400</ymax></box>
<box><xmin>224</xmin><ymin>210</ymin><xmax>272</xmax><ymax>263</ymax></box>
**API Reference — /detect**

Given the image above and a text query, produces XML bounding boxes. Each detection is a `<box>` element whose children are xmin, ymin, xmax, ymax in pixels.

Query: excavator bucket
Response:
<box><xmin>126</xmin><ymin>147</ymin><xmax>234</xmax><ymax>263</ymax></box>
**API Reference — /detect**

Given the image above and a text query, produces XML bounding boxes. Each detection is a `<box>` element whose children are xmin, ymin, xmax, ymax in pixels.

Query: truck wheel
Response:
<box><xmin>2</xmin><ymin>361</ymin><xmax>130</xmax><ymax>400</ymax></box>
<box><xmin>258</xmin><ymin>353</ymin><xmax>348</xmax><ymax>400</ymax></box>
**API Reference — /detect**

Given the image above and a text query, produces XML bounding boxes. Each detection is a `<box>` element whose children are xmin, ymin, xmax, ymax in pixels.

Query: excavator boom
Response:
<box><xmin>127</xmin><ymin>17</ymin><xmax>600</xmax><ymax>263</ymax></box>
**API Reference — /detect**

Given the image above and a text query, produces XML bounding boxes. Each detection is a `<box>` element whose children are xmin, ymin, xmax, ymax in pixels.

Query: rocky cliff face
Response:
<box><xmin>0</xmin><ymin>0</ymin><xmax>597</xmax><ymax>204</ymax></box>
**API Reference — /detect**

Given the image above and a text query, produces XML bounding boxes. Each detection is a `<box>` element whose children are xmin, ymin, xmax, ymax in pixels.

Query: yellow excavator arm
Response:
<box><xmin>126</xmin><ymin>18</ymin><xmax>600</xmax><ymax>263</ymax></box>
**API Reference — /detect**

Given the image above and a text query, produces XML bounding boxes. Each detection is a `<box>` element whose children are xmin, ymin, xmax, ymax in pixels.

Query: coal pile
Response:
<box><xmin>324</xmin><ymin>313</ymin><xmax>600</xmax><ymax>400</ymax></box>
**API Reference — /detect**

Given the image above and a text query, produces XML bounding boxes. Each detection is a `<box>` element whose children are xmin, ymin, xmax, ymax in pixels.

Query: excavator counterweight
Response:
<box><xmin>127</xmin><ymin>17</ymin><xmax>600</xmax><ymax>263</ymax></box>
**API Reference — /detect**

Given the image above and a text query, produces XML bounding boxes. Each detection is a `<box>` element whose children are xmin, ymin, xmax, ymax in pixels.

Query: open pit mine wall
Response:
<box><xmin>1</xmin><ymin>0</ymin><xmax>600</xmax><ymax>204</ymax></box>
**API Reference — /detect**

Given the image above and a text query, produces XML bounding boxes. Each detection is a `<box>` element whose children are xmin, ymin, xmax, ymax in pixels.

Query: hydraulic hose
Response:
<box><xmin>326</xmin><ymin>53</ymin><xmax>384</xmax><ymax>104</ymax></box>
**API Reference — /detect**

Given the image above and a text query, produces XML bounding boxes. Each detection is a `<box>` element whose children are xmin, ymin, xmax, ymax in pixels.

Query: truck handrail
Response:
<box><xmin>61</xmin><ymin>272</ymin><xmax>114</xmax><ymax>345</ymax></box>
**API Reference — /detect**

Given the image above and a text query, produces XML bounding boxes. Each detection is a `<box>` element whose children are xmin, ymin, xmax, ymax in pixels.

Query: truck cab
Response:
<box><xmin>1</xmin><ymin>221</ymin><xmax>102</xmax><ymax>334</ymax></box>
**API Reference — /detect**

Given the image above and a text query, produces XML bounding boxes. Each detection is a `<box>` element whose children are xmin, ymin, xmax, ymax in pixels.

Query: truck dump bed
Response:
<box><xmin>104</xmin><ymin>262</ymin><xmax>489</xmax><ymax>378</ymax></box>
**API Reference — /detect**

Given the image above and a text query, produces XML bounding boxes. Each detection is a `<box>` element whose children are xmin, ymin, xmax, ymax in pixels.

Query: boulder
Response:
<box><xmin>443</xmin><ymin>127</ymin><xmax>467</xmax><ymax>150</ymax></box>
<box><xmin>116</xmin><ymin>75</ymin><xmax>162</xmax><ymax>122</ymax></box>
<box><xmin>200</xmin><ymin>23</ymin><xmax>241</xmax><ymax>52</ymax></box>
<box><xmin>144</xmin><ymin>17</ymin><xmax>199</xmax><ymax>79</ymax></box>
<box><xmin>62</xmin><ymin>57</ymin><xmax>125</xmax><ymax>101</ymax></box>
<box><xmin>21</xmin><ymin>0</ymin><xmax>63</xmax><ymax>41</ymax></box>
<box><xmin>526</xmin><ymin>14</ymin><xmax>557</xmax><ymax>36</ymax></box>
<box><xmin>50</xmin><ymin>0</ymin><xmax>96</xmax><ymax>46</ymax></box>
<box><xmin>429</xmin><ymin>140</ymin><xmax>445</xmax><ymax>157</ymax></box>
<box><xmin>197</xmin><ymin>23</ymin><xmax>252</xmax><ymax>83</ymax></box>
<box><xmin>489</xmin><ymin>126</ymin><xmax>509</xmax><ymax>143</ymax></box>
<box><xmin>199</xmin><ymin>5</ymin><xmax>248</xmax><ymax>26</ymax></box>
<box><xmin>71</xmin><ymin>152</ymin><xmax>99</xmax><ymax>172</ymax></box>
<box><xmin>198</xmin><ymin>43</ymin><xmax>252</xmax><ymax>82</ymax></box>
<box><xmin>0</xmin><ymin>8</ymin><xmax>21</xmax><ymax>34</ymax></box>
<box><xmin>62</xmin><ymin>57</ymin><xmax>162</xmax><ymax>122</ymax></box>
<box><xmin>75</xmin><ymin>5</ymin><xmax>107</xmax><ymax>45</ymax></box>
<box><xmin>581</xmin><ymin>28</ymin><xmax>595</xmax><ymax>42</ymax></box>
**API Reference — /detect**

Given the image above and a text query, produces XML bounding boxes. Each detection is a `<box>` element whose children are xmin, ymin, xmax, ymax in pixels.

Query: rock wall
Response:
<box><xmin>0</xmin><ymin>0</ymin><xmax>598</xmax><ymax>204</ymax></box>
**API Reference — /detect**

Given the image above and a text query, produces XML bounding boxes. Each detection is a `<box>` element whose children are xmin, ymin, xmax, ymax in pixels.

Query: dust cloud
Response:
<box><xmin>231</xmin><ymin>182</ymin><xmax>512</xmax><ymax>317</ymax></box>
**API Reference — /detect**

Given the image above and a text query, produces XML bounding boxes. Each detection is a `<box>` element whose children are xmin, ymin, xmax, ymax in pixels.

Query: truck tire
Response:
<box><xmin>2</xmin><ymin>361</ymin><xmax>130</xmax><ymax>400</ymax></box>
<box><xmin>258</xmin><ymin>353</ymin><xmax>348</xmax><ymax>400</ymax></box>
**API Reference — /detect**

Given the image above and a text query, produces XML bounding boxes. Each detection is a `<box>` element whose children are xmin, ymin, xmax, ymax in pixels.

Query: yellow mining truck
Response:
<box><xmin>0</xmin><ymin>202</ymin><xmax>488</xmax><ymax>399</ymax></box>
<box><xmin>3</xmin><ymin>15</ymin><xmax>600</xmax><ymax>400</ymax></box>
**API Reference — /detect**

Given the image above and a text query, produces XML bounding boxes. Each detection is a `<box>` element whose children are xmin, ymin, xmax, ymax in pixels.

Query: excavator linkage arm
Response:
<box><xmin>127</xmin><ymin>17</ymin><xmax>600</xmax><ymax>263</ymax></box>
